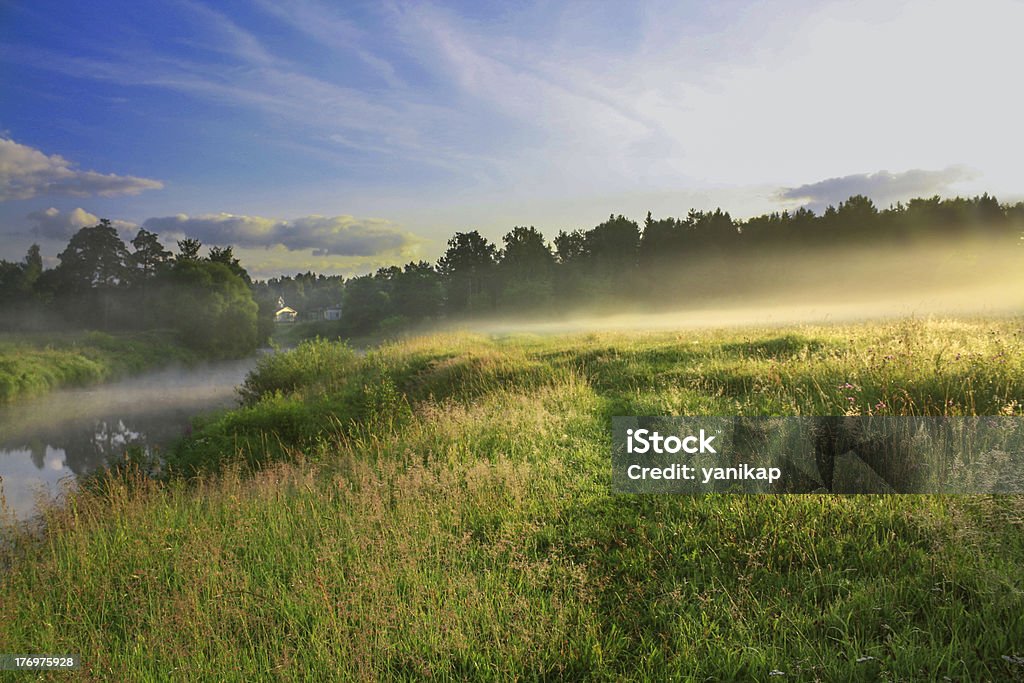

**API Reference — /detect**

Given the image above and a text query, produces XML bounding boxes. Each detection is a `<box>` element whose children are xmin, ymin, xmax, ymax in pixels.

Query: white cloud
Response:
<box><xmin>26</xmin><ymin>207</ymin><xmax>137</xmax><ymax>240</ymax></box>
<box><xmin>779</xmin><ymin>166</ymin><xmax>979</xmax><ymax>212</ymax></box>
<box><xmin>141</xmin><ymin>212</ymin><xmax>420</xmax><ymax>258</ymax></box>
<box><xmin>14</xmin><ymin>207</ymin><xmax>420</xmax><ymax>277</ymax></box>
<box><xmin>227</xmin><ymin>244</ymin><xmax>417</xmax><ymax>280</ymax></box>
<box><xmin>0</xmin><ymin>138</ymin><xmax>164</xmax><ymax>202</ymax></box>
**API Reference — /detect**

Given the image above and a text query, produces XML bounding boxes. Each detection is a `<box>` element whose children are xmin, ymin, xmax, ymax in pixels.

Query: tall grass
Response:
<box><xmin>2</xmin><ymin>318</ymin><xmax>1023</xmax><ymax>680</ymax></box>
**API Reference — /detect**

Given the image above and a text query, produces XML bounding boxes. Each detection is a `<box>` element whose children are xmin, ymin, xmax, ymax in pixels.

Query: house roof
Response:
<box><xmin>275</xmin><ymin>306</ymin><xmax>297</xmax><ymax>315</ymax></box>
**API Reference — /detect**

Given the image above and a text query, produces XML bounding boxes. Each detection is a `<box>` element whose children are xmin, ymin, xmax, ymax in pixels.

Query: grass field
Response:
<box><xmin>2</xmin><ymin>318</ymin><xmax>1023</xmax><ymax>680</ymax></box>
<box><xmin>0</xmin><ymin>331</ymin><xmax>201</xmax><ymax>404</ymax></box>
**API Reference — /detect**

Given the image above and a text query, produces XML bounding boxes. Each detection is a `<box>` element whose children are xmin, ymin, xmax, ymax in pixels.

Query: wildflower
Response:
<box><xmin>875</xmin><ymin>401</ymin><xmax>886</xmax><ymax>410</ymax></box>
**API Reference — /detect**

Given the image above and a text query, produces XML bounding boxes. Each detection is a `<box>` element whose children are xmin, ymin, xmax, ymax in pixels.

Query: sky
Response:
<box><xmin>1</xmin><ymin>0</ymin><xmax>1021</xmax><ymax>279</ymax></box>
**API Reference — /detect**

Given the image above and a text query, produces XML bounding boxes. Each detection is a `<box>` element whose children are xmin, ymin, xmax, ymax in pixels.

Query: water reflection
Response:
<box><xmin>0</xmin><ymin>358</ymin><xmax>256</xmax><ymax>520</ymax></box>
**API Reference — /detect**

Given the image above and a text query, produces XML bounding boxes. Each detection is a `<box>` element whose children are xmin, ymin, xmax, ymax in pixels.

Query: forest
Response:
<box><xmin>1</xmin><ymin>193</ymin><xmax>1022</xmax><ymax>348</ymax></box>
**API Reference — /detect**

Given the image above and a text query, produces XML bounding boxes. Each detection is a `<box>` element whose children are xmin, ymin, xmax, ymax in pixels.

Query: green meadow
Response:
<box><xmin>2</xmin><ymin>318</ymin><xmax>1023</xmax><ymax>680</ymax></box>
<box><xmin>0</xmin><ymin>331</ymin><xmax>202</xmax><ymax>404</ymax></box>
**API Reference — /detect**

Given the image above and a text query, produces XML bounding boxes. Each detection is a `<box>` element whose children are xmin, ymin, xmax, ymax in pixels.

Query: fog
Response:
<box><xmin>0</xmin><ymin>358</ymin><xmax>256</xmax><ymax>520</ymax></box>
<box><xmin>466</xmin><ymin>237</ymin><xmax>1024</xmax><ymax>335</ymax></box>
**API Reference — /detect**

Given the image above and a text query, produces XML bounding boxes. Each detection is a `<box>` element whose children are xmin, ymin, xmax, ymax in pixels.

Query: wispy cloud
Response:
<box><xmin>388</xmin><ymin>3</ymin><xmax>666</xmax><ymax>191</ymax></box>
<box><xmin>383</xmin><ymin>0</ymin><xmax>1024</xmax><ymax>194</ymax></box>
<box><xmin>3</xmin><ymin>0</ymin><xmax>1022</xmax><ymax>219</ymax></box>
<box><xmin>141</xmin><ymin>212</ymin><xmax>420</xmax><ymax>258</ymax></box>
<box><xmin>175</xmin><ymin>0</ymin><xmax>277</xmax><ymax>65</ymax></box>
<box><xmin>0</xmin><ymin>138</ymin><xmax>163</xmax><ymax>201</ymax></box>
<box><xmin>779</xmin><ymin>166</ymin><xmax>979</xmax><ymax>211</ymax></box>
<box><xmin>0</xmin><ymin>13</ymin><xmax>475</xmax><ymax>178</ymax></box>
<box><xmin>249</xmin><ymin>0</ymin><xmax>404</xmax><ymax>88</ymax></box>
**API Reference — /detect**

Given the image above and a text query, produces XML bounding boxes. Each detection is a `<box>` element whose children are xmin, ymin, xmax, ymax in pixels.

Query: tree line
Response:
<box><xmin>335</xmin><ymin>193</ymin><xmax>1024</xmax><ymax>335</ymax></box>
<box><xmin>2</xmin><ymin>193</ymin><xmax>1022</xmax><ymax>345</ymax></box>
<box><xmin>0</xmin><ymin>220</ymin><xmax>261</xmax><ymax>356</ymax></box>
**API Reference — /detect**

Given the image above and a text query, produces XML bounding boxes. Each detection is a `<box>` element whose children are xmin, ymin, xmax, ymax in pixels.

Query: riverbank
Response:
<box><xmin>0</xmin><ymin>331</ymin><xmax>206</xmax><ymax>404</ymax></box>
<box><xmin>269</xmin><ymin>317</ymin><xmax>428</xmax><ymax>350</ymax></box>
<box><xmin>2</xmin><ymin>318</ymin><xmax>1023</xmax><ymax>679</ymax></box>
<box><xmin>0</xmin><ymin>355</ymin><xmax>258</xmax><ymax>520</ymax></box>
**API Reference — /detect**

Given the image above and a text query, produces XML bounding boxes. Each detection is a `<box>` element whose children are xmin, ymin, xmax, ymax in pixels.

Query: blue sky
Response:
<box><xmin>1</xmin><ymin>0</ymin><xmax>1021</xmax><ymax>278</ymax></box>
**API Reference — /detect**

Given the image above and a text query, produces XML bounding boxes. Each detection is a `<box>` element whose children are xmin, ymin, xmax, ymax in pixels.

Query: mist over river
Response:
<box><xmin>0</xmin><ymin>357</ymin><xmax>258</xmax><ymax>521</ymax></box>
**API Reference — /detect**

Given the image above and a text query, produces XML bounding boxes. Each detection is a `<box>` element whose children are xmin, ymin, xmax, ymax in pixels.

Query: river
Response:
<box><xmin>0</xmin><ymin>357</ymin><xmax>258</xmax><ymax>521</ymax></box>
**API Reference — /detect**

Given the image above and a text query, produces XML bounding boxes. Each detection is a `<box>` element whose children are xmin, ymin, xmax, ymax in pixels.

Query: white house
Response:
<box><xmin>274</xmin><ymin>305</ymin><xmax>298</xmax><ymax>323</ymax></box>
